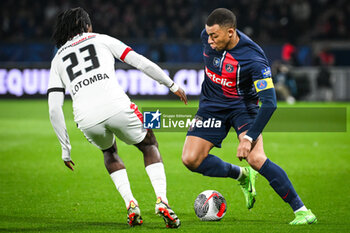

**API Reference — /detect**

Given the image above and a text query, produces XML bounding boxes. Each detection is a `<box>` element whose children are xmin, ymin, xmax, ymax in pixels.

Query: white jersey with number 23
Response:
<box><xmin>49</xmin><ymin>32</ymin><xmax>151</xmax><ymax>129</ymax></box>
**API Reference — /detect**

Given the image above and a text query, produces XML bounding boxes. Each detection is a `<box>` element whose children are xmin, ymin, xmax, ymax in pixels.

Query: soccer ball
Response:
<box><xmin>194</xmin><ymin>190</ymin><xmax>227</xmax><ymax>221</ymax></box>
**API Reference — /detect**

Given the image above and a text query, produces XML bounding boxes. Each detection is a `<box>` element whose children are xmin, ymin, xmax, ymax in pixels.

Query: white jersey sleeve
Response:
<box><xmin>124</xmin><ymin>51</ymin><xmax>175</xmax><ymax>89</ymax></box>
<box><xmin>98</xmin><ymin>34</ymin><xmax>132</xmax><ymax>62</ymax></box>
<box><xmin>100</xmin><ymin>35</ymin><xmax>176</xmax><ymax>89</ymax></box>
<box><xmin>48</xmin><ymin>92</ymin><xmax>72</xmax><ymax>161</ymax></box>
<box><xmin>48</xmin><ymin>58</ymin><xmax>72</xmax><ymax>161</ymax></box>
<box><xmin>47</xmin><ymin>57</ymin><xmax>65</xmax><ymax>93</ymax></box>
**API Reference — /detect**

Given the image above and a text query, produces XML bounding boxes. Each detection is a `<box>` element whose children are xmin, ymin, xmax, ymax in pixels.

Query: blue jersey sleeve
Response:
<box><xmin>201</xmin><ymin>29</ymin><xmax>208</xmax><ymax>44</ymax></box>
<box><xmin>246</xmin><ymin>59</ymin><xmax>277</xmax><ymax>141</ymax></box>
<box><xmin>246</xmin><ymin>89</ymin><xmax>277</xmax><ymax>140</ymax></box>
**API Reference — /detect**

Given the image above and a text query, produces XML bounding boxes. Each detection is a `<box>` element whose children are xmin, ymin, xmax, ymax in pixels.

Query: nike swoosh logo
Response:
<box><xmin>203</xmin><ymin>52</ymin><xmax>209</xmax><ymax>57</ymax></box>
<box><xmin>201</xmin><ymin>192</ymin><xmax>220</xmax><ymax>208</ymax></box>
<box><xmin>238</xmin><ymin>123</ymin><xmax>248</xmax><ymax>131</ymax></box>
<box><xmin>283</xmin><ymin>189</ymin><xmax>290</xmax><ymax>199</ymax></box>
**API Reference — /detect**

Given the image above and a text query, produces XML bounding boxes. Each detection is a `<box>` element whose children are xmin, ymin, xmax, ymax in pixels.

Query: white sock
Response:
<box><xmin>145</xmin><ymin>162</ymin><xmax>168</xmax><ymax>204</ymax></box>
<box><xmin>110</xmin><ymin>169</ymin><xmax>138</xmax><ymax>208</ymax></box>
<box><xmin>294</xmin><ymin>205</ymin><xmax>308</xmax><ymax>213</ymax></box>
<box><xmin>236</xmin><ymin>167</ymin><xmax>243</xmax><ymax>180</ymax></box>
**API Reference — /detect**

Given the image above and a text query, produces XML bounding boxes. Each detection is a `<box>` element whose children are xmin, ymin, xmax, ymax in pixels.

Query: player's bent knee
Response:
<box><xmin>182</xmin><ymin>157</ymin><xmax>197</xmax><ymax>171</ymax></box>
<box><xmin>181</xmin><ymin>151</ymin><xmax>202</xmax><ymax>171</ymax></box>
<box><xmin>247</xmin><ymin>152</ymin><xmax>267</xmax><ymax>170</ymax></box>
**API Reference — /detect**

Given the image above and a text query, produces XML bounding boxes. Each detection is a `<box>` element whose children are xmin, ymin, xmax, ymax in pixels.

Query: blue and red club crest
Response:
<box><xmin>257</xmin><ymin>80</ymin><xmax>268</xmax><ymax>90</ymax></box>
<box><xmin>225</xmin><ymin>64</ymin><xmax>234</xmax><ymax>73</ymax></box>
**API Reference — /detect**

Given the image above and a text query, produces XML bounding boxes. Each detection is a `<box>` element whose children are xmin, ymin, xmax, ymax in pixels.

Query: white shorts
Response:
<box><xmin>80</xmin><ymin>103</ymin><xmax>147</xmax><ymax>150</ymax></box>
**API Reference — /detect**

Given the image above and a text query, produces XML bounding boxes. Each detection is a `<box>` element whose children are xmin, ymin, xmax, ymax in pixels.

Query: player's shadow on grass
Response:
<box><xmin>233</xmin><ymin>218</ymin><xmax>281</xmax><ymax>224</ymax></box>
<box><xmin>0</xmin><ymin>215</ymin><xmax>130</xmax><ymax>232</ymax></box>
<box><xmin>0</xmin><ymin>223</ymin><xmax>129</xmax><ymax>232</ymax></box>
<box><xmin>0</xmin><ymin>213</ymin><xmax>192</xmax><ymax>231</ymax></box>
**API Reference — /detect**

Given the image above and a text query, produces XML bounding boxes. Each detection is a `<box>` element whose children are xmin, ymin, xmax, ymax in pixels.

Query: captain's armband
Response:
<box><xmin>254</xmin><ymin>78</ymin><xmax>274</xmax><ymax>93</ymax></box>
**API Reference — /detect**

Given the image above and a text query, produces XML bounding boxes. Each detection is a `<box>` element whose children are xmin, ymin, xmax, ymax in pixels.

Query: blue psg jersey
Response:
<box><xmin>199</xmin><ymin>29</ymin><xmax>271</xmax><ymax>110</ymax></box>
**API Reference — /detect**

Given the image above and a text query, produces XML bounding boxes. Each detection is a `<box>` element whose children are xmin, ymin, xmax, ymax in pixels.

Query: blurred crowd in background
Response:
<box><xmin>1</xmin><ymin>0</ymin><xmax>349</xmax><ymax>64</ymax></box>
<box><xmin>0</xmin><ymin>2</ymin><xmax>347</xmax><ymax>62</ymax></box>
<box><xmin>1</xmin><ymin>0</ymin><xmax>349</xmax><ymax>43</ymax></box>
<box><xmin>0</xmin><ymin>0</ymin><xmax>348</xmax><ymax>101</ymax></box>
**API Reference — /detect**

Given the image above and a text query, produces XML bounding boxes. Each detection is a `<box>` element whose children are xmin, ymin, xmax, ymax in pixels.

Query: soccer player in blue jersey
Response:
<box><xmin>181</xmin><ymin>8</ymin><xmax>317</xmax><ymax>225</ymax></box>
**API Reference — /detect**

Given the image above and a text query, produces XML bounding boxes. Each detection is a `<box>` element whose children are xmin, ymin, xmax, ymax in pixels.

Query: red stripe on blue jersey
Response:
<box><xmin>204</xmin><ymin>64</ymin><xmax>238</xmax><ymax>97</ymax></box>
<box><xmin>221</xmin><ymin>52</ymin><xmax>239</xmax><ymax>98</ymax></box>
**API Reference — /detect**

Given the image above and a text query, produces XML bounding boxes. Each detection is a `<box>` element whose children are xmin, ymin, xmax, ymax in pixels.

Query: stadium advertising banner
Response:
<box><xmin>0</xmin><ymin>64</ymin><xmax>204</xmax><ymax>99</ymax></box>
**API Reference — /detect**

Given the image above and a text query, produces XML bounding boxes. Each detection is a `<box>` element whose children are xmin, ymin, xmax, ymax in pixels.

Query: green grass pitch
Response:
<box><xmin>0</xmin><ymin>99</ymin><xmax>349</xmax><ymax>233</ymax></box>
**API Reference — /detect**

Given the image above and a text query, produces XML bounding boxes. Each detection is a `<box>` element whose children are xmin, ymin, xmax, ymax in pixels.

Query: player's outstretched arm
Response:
<box><xmin>123</xmin><ymin>51</ymin><xmax>187</xmax><ymax>104</ymax></box>
<box><xmin>48</xmin><ymin>91</ymin><xmax>75</xmax><ymax>171</ymax></box>
<box><xmin>237</xmin><ymin>88</ymin><xmax>277</xmax><ymax>161</ymax></box>
<box><xmin>103</xmin><ymin>36</ymin><xmax>187</xmax><ymax>104</ymax></box>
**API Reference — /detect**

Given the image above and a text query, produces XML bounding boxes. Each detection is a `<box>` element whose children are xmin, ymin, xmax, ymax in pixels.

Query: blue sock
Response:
<box><xmin>194</xmin><ymin>154</ymin><xmax>241</xmax><ymax>179</ymax></box>
<box><xmin>259</xmin><ymin>159</ymin><xmax>304</xmax><ymax>211</ymax></box>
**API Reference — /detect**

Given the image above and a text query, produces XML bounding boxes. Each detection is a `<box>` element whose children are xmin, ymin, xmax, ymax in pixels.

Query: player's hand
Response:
<box><xmin>64</xmin><ymin>160</ymin><xmax>75</xmax><ymax>171</ymax></box>
<box><xmin>174</xmin><ymin>87</ymin><xmax>188</xmax><ymax>105</ymax></box>
<box><xmin>236</xmin><ymin>139</ymin><xmax>252</xmax><ymax>161</ymax></box>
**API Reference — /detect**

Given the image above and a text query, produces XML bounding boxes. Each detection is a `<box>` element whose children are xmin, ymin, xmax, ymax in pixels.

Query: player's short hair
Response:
<box><xmin>206</xmin><ymin>8</ymin><xmax>236</xmax><ymax>29</ymax></box>
<box><xmin>52</xmin><ymin>7</ymin><xmax>91</xmax><ymax>48</ymax></box>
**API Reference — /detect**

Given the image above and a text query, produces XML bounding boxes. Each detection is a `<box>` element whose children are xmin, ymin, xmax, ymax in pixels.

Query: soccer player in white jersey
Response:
<box><xmin>48</xmin><ymin>8</ymin><xmax>187</xmax><ymax>228</ymax></box>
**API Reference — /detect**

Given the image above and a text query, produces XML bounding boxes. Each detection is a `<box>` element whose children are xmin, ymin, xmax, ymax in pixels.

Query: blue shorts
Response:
<box><xmin>187</xmin><ymin>103</ymin><xmax>258</xmax><ymax>148</ymax></box>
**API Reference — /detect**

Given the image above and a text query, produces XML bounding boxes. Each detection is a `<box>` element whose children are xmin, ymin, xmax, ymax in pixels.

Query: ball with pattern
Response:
<box><xmin>194</xmin><ymin>190</ymin><xmax>227</xmax><ymax>221</ymax></box>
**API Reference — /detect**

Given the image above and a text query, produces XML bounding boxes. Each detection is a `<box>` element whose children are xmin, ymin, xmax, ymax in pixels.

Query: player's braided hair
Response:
<box><xmin>206</xmin><ymin>8</ymin><xmax>236</xmax><ymax>29</ymax></box>
<box><xmin>52</xmin><ymin>7</ymin><xmax>91</xmax><ymax>48</ymax></box>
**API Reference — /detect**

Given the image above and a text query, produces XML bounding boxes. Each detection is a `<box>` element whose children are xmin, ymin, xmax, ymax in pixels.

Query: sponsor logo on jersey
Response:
<box><xmin>225</xmin><ymin>64</ymin><xmax>234</xmax><ymax>73</ymax></box>
<box><xmin>213</xmin><ymin>57</ymin><xmax>220</xmax><ymax>67</ymax></box>
<box><xmin>261</xmin><ymin>67</ymin><xmax>272</xmax><ymax>78</ymax></box>
<box><xmin>205</xmin><ymin>67</ymin><xmax>234</xmax><ymax>87</ymax></box>
<box><xmin>58</xmin><ymin>35</ymin><xmax>96</xmax><ymax>55</ymax></box>
<box><xmin>71</xmin><ymin>35</ymin><xmax>96</xmax><ymax>47</ymax></box>
<box><xmin>71</xmin><ymin>73</ymin><xmax>109</xmax><ymax>95</ymax></box>
<box><xmin>143</xmin><ymin>110</ymin><xmax>161</xmax><ymax>129</ymax></box>
<box><xmin>254</xmin><ymin>78</ymin><xmax>274</xmax><ymax>92</ymax></box>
